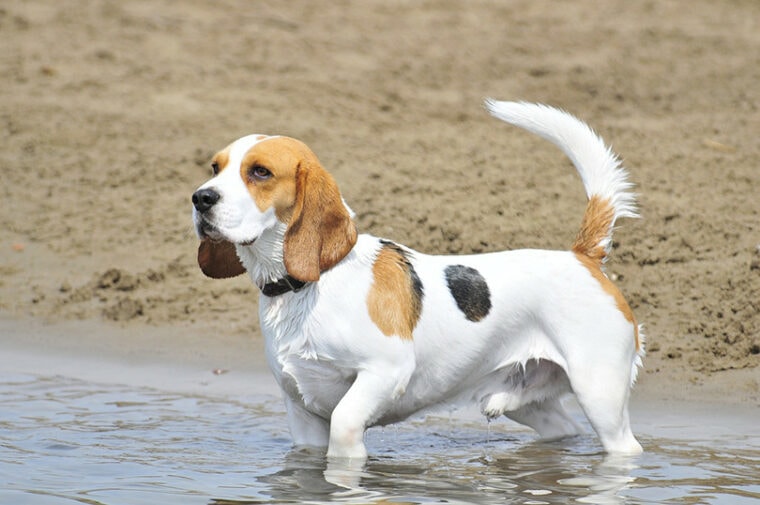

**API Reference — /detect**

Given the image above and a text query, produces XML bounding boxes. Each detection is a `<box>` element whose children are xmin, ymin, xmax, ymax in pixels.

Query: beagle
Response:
<box><xmin>191</xmin><ymin>101</ymin><xmax>644</xmax><ymax>460</ymax></box>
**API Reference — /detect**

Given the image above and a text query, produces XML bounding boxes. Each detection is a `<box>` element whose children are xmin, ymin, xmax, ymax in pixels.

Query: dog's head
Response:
<box><xmin>192</xmin><ymin>135</ymin><xmax>357</xmax><ymax>282</ymax></box>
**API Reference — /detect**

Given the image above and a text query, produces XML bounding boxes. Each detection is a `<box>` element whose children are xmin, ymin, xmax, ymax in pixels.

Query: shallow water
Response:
<box><xmin>1</xmin><ymin>374</ymin><xmax>758</xmax><ymax>505</ymax></box>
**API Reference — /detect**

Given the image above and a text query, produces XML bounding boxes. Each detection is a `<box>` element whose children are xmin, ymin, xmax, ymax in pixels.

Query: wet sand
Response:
<box><xmin>2</xmin><ymin>0</ymin><xmax>759</xmax><ymax>404</ymax></box>
<box><xmin>0</xmin><ymin>318</ymin><xmax>277</xmax><ymax>399</ymax></box>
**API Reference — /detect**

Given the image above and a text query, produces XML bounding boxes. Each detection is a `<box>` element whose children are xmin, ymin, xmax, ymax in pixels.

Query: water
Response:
<box><xmin>1</xmin><ymin>373</ymin><xmax>758</xmax><ymax>505</ymax></box>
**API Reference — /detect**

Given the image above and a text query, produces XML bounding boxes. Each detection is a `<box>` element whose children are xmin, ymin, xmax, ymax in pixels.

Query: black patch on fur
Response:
<box><xmin>444</xmin><ymin>264</ymin><xmax>491</xmax><ymax>322</ymax></box>
<box><xmin>379</xmin><ymin>239</ymin><xmax>424</xmax><ymax>303</ymax></box>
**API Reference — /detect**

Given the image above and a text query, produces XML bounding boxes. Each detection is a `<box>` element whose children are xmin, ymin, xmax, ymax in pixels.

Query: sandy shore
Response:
<box><xmin>0</xmin><ymin>316</ymin><xmax>278</xmax><ymax>398</ymax></box>
<box><xmin>1</xmin><ymin>0</ymin><xmax>758</xmax><ymax>405</ymax></box>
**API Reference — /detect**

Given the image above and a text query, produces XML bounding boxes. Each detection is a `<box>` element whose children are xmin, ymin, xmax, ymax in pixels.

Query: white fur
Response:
<box><xmin>192</xmin><ymin>101</ymin><xmax>644</xmax><ymax>460</ymax></box>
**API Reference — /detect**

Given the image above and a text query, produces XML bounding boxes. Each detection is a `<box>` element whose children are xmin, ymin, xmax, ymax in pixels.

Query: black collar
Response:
<box><xmin>261</xmin><ymin>275</ymin><xmax>308</xmax><ymax>297</ymax></box>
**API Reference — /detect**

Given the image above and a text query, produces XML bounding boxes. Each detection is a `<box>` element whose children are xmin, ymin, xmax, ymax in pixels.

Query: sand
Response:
<box><xmin>1</xmin><ymin>0</ymin><xmax>758</xmax><ymax>403</ymax></box>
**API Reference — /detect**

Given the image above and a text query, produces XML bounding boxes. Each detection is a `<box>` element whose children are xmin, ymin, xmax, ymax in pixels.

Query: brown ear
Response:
<box><xmin>197</xmin><ymin>238</ymin><xmax>246</xmax><ymax>279</ymax></box>
<box><xmin>283</xmin><ymin>160</ymin><xmax>357</xmax><ymax>282</ymax></box>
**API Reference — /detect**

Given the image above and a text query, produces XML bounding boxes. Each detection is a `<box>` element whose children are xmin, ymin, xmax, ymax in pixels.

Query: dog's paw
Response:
<box><xmin>480</xmin><ymin>392</ymin><xmax>520</xmax><ymax>419</ymax></box>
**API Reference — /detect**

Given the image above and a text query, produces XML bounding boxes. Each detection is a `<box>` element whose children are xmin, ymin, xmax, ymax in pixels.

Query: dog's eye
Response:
<box><xmin>211</xmin><ymin>161</ymin><xmax>220</xmax><ymax>175</ymax></box>
<box><xmin>249</xmin><ymin>164</ymin><xmax>272</xmax><ymax>181</ymax></box>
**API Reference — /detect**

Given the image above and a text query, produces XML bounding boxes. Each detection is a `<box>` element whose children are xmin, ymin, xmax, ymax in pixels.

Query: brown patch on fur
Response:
<box><xmin>574</xmin><ymin>252</ymin><xmax>640</xmax><ymax>351</ymax></box>
<box><xmin>239</xmin><ymin>138</ymin><xmax>299</xmax><ymax>219</ymax></box>
<box><xmin>572</xmin><ymin>195</ymin><xmax>615</xmax><ymax>263</ymax></box>
<box><xmin>367</xmin><ymin>244</ymin><xmax>422</xmax><ymax>340</ymax></box>
<box><xmin>211</xmin><ymin>147</ymin><xmax>230</xmax><ymax>174</ymax></box>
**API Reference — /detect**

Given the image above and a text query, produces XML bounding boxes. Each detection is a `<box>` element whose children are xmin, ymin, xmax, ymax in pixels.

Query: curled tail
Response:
<box><xmin>485</xmin><ymin>100</ymin><xmax>638</xmax><ymax>264</ymax></box>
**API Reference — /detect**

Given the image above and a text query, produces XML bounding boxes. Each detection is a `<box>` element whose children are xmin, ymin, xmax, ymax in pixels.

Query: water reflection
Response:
<box><xmin>226</xmin><ymin>438</ymin><xmax>643</xmax><ymax>505</ymax></box>
<box><xmin>1</xmin><ymin>374</ymin><xmax>758</xmax><ymax>505</ymax></box>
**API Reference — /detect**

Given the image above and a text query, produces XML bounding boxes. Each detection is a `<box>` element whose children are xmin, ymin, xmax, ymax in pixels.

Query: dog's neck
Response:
<box><xmin>236</xmin><ymin>222</ymin><xmax>289</xmax><ymax>290</ymax></box>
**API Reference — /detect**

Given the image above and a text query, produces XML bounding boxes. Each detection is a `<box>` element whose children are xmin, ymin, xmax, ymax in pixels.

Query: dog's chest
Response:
<box><xmin>259</xmin><ymin>292</ymin><xmax>355</xmax><ymax>417</ymax></box>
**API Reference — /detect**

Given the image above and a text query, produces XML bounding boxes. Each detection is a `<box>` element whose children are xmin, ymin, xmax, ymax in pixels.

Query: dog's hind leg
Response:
<box><xmin>504</xmin><ymin>397</ymin><xmax>583</xmax><ymax>440</ymax></box>
<box><xmin>566</xmin><ymin>361</ymin><xmax>642</xmax><ymax>454</ymax></box>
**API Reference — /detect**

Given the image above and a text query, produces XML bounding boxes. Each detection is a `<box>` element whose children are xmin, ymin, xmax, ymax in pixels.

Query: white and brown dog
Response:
<box><xmin>192</xmin><ymin>101</ymin><xmax>644</xmax><ymax>460</ymax></box>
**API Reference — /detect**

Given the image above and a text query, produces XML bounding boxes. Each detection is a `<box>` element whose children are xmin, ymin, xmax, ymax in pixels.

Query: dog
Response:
<box><xmin>191</xmin><ymin>101</ymin><xmax>644</xmax><ymax>460</ymax></box>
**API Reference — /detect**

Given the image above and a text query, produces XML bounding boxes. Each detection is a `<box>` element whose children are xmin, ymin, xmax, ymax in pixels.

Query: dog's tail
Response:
<box><xmin>485</xmin><ymin>100</ymin><xmax>638</xmax><ymax>264</ymax></box>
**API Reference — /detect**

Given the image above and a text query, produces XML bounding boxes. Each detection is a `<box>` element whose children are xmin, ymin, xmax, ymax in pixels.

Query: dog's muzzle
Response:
<box><xmin>192</xmin><ymin>188</ymin><xmax>222</xmax><ymax>240</ymax></box>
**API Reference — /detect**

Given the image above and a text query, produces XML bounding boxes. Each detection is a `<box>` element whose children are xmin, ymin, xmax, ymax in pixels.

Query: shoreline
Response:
<box><xmin>0</xmin><ymin>316</ymin><xmax>277</xmax><ymax>399</ymax></box>
<box><xmin>3</xmin><ymin>314</ymin><xmax>757</xmax><ymax>407</ymax></box>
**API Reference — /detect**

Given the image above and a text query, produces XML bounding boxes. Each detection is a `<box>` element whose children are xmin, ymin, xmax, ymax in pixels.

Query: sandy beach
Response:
<box><xmin>1</xmin><ymin>0</ymin><xmax>758</xmax><ymax>404</ymax></box>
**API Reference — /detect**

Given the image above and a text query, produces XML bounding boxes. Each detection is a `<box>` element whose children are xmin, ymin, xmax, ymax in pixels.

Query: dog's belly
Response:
<box><xmin>372</xmin><ymin>357</ymin><xmax>571</xmax><ymax>426</ymax></box>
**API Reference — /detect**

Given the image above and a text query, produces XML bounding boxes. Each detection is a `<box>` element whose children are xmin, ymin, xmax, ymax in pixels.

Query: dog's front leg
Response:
<box><xmin>326</xmin><ymin>368</ymin><xmax>409</xmax><ymax>461</ymax></box>
<box><xmin>284</xmin><ymin>395</ymin><xmax>330</xmax><ymax>449</ymax></box>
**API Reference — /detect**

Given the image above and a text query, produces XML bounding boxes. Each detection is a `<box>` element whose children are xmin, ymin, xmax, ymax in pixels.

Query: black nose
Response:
<box><xmin>192</xmin><ymin>188</ymin><xmax>220</xmax><ymax>212</ymax></box>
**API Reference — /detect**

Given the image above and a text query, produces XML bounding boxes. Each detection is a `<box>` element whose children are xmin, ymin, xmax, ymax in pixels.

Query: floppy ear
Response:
<box><xmin>197</xmin><ymin>238</ymin><xmax>246</xmax><ymax>279</ymax></box>
<box><xmin>283</xmin><ymin>160</ymin><xmax>357</xmax><ymax>282</ymax></box>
